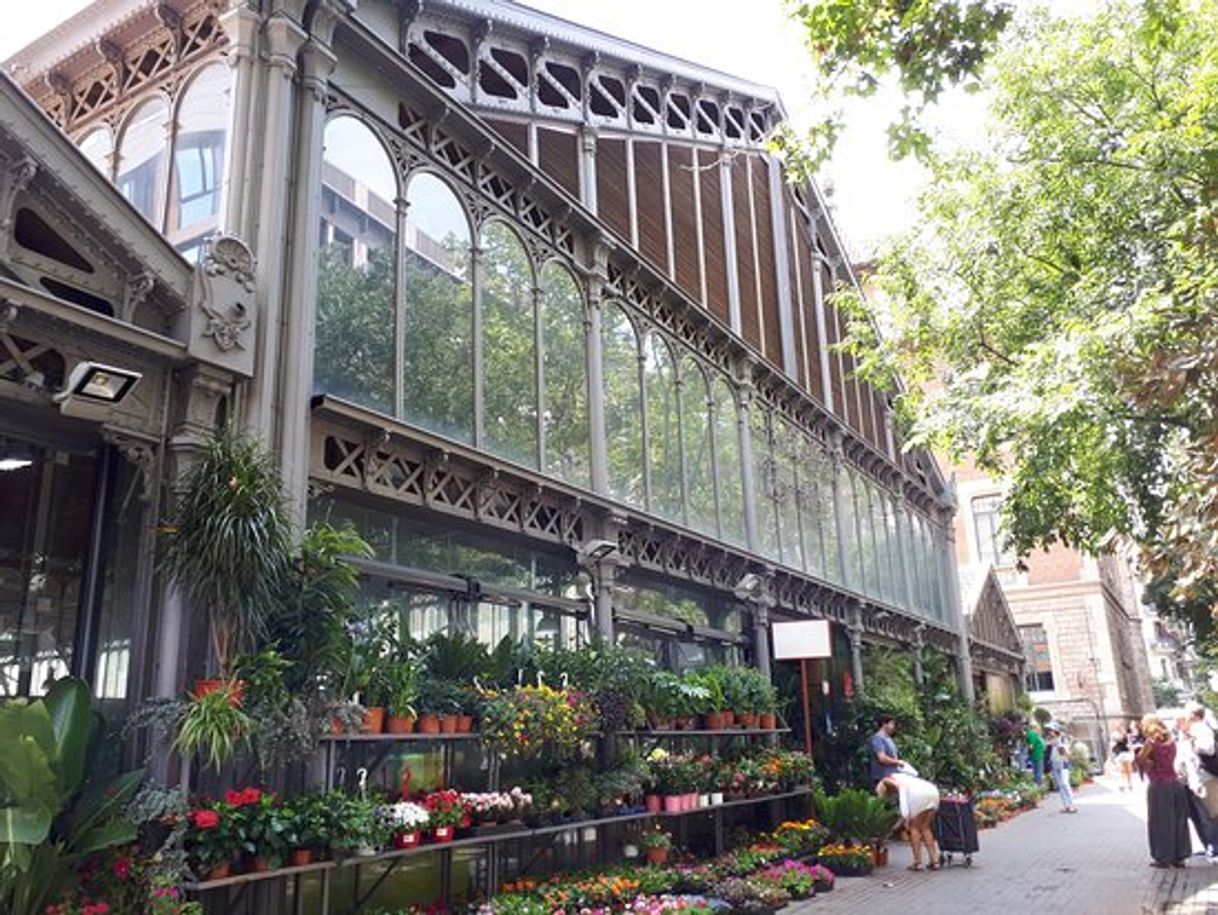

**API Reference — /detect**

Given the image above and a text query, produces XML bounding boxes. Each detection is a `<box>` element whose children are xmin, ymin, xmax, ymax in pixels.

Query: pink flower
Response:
<box><xmin>113</xmin><ymin>856</ymin><xmax>131</xmax><ymax>880</ymax></box>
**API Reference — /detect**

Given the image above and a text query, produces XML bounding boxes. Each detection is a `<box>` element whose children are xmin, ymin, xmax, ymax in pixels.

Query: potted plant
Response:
<box><xmin>757</xmin><ymin>678</ymin><xmax>779</xmax><ymax>731</ymax></box>
<box><xmin>175</xmin><ymin>683</ymin><xmax>253</xmax><ymax>772</ymax></box>
<box><xmin>686</xmin><ymin>668</ymin><xmax>726</xmax><ymax>730</ymax></box>
<box><xmin>638</xmin><ymin>828</ymin><xmax>673</xmax><ymax>865</ymax></box>
<box><xmin>642</xmin><ymin>670</ymin><xmax>683</xmax><ymax>730</ymax></box>
<box><xmin>423</xmin><ymin>789</ymin><xmax>465</xmax><ymax>842</ymax></box>
<box><xmin>160</xmin><ymin>426</ymin><xmax>293</xmax><ymax>686</ymax></box>
<box><xmin>415</xmin><ymin>678</ymin><xmax>445</xmax><ymax>734</ymax></box>
<box><xmin>384</xmin><ymin>800</ymin><xmax>430</xmax><ymax>848</ymax></box>
<box><xmin>282</xmin><ymin>795</ymin><xmax>325</xmax><ymax>866</ymax></box>
<box><xmin>185</xmin><ymin>804</ymin><xmax>239</xmax><ymax>881</ymax></box>
<box><xmin>385</xmin><ymin>660</ymin><xmax>419</xmax><ymax>734</ymax></box>
<box><xmin>333</xmin><ymin>794</ymin><xmax>389</xmax><ymax>856</ymax></box>
<box><xmin>712</xmin><ymin>878</ymin><xmax>791</xmax><ymax>915</ymax></box>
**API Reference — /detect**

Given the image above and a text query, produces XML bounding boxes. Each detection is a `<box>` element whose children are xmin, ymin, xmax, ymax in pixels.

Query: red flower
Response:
<box><xmin>83</xmin><ymin>904</ymin><xmax>110</xmax><ymax>915</ymax></box>
<box><xmin>113</xmin><ymin>856</ymin><xmax>132</xmax><ymax>880</ymax></box>
<box><xmin>224</xmin><ymin>789</ymin><xmax>243</xmax><ymax>806</ymax></box>
<box><xmin>189</xmin><ymin>809</ymin><xmax>220</xmax><ymax>829</ymax></box>
<box><xmin>241</xmin><ymin>787</ymin><xmax>262</xmax><ymax>805</ymax></box>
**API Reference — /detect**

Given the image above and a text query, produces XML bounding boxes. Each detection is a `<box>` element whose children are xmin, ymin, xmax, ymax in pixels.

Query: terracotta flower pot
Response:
<box><xmin>645</xmin><ymin>795</ymin><xmax>662</xmax><ymax>813</ymax></box>
<box><xmin>394</xmin><ymin>831</ymin><xmax>420</xmax><ymax>849</ymax></box>
<box><xmin>247</xmin><ymin>857</ymin><xmax>270</xmax><ymax>873</ymax></box>
<box><xmin>289</xmin><ymin>849</ymin><xmax>313</xmax><ymax>867</ymax></box>
<box><xmin>646</xmin><ymin>847</ymin><xmax>670</xmax><ymax>865</ymax></box>
<box><xmin>432</xmin><ymin>825</ymin><xmax>455</xmax><ymax>843</ymax></box>
<box><xmin>872</xmin><ymin>844</ymin><xmax>889</xmax><ymax>867</ymax></box>
<box><xmin>418</xmin><ymin>714</ymin><xmax>441</xmax><ymax>734</ymax></box>
<box><xmin>663</xmin><ymin>795</ymin><xmax>682</xmax><ymax>813</ymax></box>
<box><xmin>362</xmin><ymin>706</ymin><xmax>386</xmax><ymax>734</ymax></box>
<box><xmin>759</xmin><ymin>712</ymin><xmax>777</xmax><ymax>730</ymax></box>
<box><xmin>457</xmin><ymin>714</ymin><xmax>474</xmax><ymax>733</ymax></box>
<box><xmin>193</xmin><ymin>678</ymin><xmax>245</xmax><ymax>705</ymax></box>
<box><xmin>723</xmin><ymin>710</ymin><xmax>736</xmax><ymax>728</ymax></box>
<box><xmin>388</xmin><ymin>714</ymin><xmax>417</xmax><ymax>734</ymax></box>
<box><xmin>441</xmin><ymin>714</ymin><xmax>459</xmax><ymax>734</ymax></box>
<box><xmin>208</xmin><ymin>862</ymin><xmax>231</xmax><ymax>880</ymax></box>
<box><xmin>703</xmin><ymin>712</ymin><xmax>723</xmax><ymax>731</ymax></box>
<box><xmin>739</xmin><ymin>712</ymin><xmax>759</xmax><ymax>729</ymax></box>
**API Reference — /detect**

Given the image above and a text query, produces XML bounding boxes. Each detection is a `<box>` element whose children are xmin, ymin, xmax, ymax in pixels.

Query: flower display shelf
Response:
<box><xmin>182</xmin><ymin>788</ymin><xmax>815</xmax><ymax>893</ymax></box>
<box><xmin>318</xmin><ymin>732</ymin><xmax>482</xmax><ymax>741</ymax></box>
<box><xmin>641</xmin><ymin>728</ymin><xmax>791</xmax><ymax>738</ymax></box>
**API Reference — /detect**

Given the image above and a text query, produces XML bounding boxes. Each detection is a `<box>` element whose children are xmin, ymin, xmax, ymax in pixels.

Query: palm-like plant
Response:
<box><xmin>161</xmin><ymin>426</ymin><xmax>293</xmax><ymax>676</ymax></box>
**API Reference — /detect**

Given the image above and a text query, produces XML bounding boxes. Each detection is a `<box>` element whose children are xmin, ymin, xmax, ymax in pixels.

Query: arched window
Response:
<box><xmin>116</xmin><ymin>97</ymin><xmax>169</xmax><ymax>224</ymax></box>
<box><xmin>540</xmin><ymin>262</ymin><xmax>589</xmax><ymax>486</ymax></box>
<box><xmin>644</xmin><ymin>333</ymin><xmax>681</xmax><ymax>522</ymax></box>
<box><xmin>712</xmin><ymin>377</ymin><xmax>745</xmax><ymax>547</ymax></box>
<box><xmin>750</xmin><ymin>406</ymin><xmax>780</xmax><ymax>561</ymax></box>
<box><xmin>78</xmin><ymin>127</ymin><xmax>112</xmax><ymax>177</ymax></box>
<box><xmin>774</xmin><ymin>420</ymin><xmax>805</xmax><ymax>572</ymax></box>
<box><xmin>403</xmin><ymin>172</ymin><xmax>474</xmax><ymax>443</ymax></box>
<box><xmin>680</xmin><ymin>356</ymin><xmax>715</xmax><ymax>535</ymax></box>
<box><xmin>602</xmin><ymin>304</ymin><xmax>643</xmax><ymax>507</ymax></box>
<box><xmin>314</xmin><ymin>117</ymin><xmax>398</xmax><ymax>415</ymax></box>
<box><xmin>481</xmin><ymin>221</ymin><xmax>537</xmax><ymax>467</ymax></box>
<box><xmin>169</xmin><ymin>64</ymin><xmax>231</xmax><ymax>256</ymax></box>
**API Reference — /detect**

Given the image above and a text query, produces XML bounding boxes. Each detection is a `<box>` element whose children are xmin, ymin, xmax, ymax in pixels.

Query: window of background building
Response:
<box><xmin>1020</xmin><ymin>624</ymin><xmax>1055</xmax><ymax>692</ymax></box>
<box><xmin>972</xmin><ymin>493</ymin><xmax>1015</xmax><ymax>567</ymax></box>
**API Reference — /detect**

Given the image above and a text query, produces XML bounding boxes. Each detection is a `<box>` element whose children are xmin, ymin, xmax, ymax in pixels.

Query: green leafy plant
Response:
<box><xmin>174</xmin><ymin>683</ymin><xmax>252</xmax><ymax>772</ymax></box>
<box><xmin>637</xmin><ymin>828</ymin><xmax>672</xmax><ymax>851</ymax></box>
<box><xmin>384</xmin><ymin>660</ymin><xmax>420</xmax><ymax>718</ymax></box>
<box><xmin>0</xmin><ymin>678</ymin><xmax>145</xmax><ymax>915</ymax></box>
<box><xmin>160</xmin><ymin>426</ymin><xmax>293</xmax><ymax>676</ymax></box>
<box><xmin>814</xmin><ymin>788</ymin><xmax>897</xmax><ymax>845</ymax></box>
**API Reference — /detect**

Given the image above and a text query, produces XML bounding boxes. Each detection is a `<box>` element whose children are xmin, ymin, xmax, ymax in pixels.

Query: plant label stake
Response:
<box><xmin>358</xmin><ymin>766</ymin><xmax>369</xmax><ymax>800</ymax></box>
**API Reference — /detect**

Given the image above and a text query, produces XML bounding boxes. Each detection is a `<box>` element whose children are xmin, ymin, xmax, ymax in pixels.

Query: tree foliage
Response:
<box><xmin>837</xmin><ymin>0</ymin><xmax>1218</xmax><ymax>604</ymax></box>
<box><xmin>775</xmin><ymin>0</ymin><xmax>1012</xmax><ymax>173</ymax></box>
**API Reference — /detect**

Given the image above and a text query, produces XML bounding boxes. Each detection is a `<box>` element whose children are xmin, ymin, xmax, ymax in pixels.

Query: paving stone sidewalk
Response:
<box><xmin>785</xmin><ymin>778</ymin><xmax>1218</xmax><ymax>915</ymax></box>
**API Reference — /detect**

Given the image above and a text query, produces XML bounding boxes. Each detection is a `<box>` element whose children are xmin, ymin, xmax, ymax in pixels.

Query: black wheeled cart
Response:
<box><xmin>934</xmin><ymin>796</ymin><xmax>979</xmax><ymax>867</ymax></box>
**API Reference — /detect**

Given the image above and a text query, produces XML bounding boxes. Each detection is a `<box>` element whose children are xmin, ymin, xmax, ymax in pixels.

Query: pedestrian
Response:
<box><xmin>870</xmin><ymin>714</ymin><xmax>902</xmax><ymax>788</ymax></box>
<box><xmin>1027</xmin><ymin>722</ymin><xmax>1046</xmax><ymax>787</ymax></box>
<box><xmin>1045</xmin><ymin>723</ymin><xmax>1078</xmax><ymax>813</ymax></box>
<box><xmin>877</xmin><ymin>766</ymin><xmax>941</xmax><ymax>871</ymax></box>
<box><xmin>1136</xmin><ymin>714</ymin><xmax>1191</xmax><ymax>868</ymax></box>
<box><xmin>1172</xmin><ymin>714</ymin><xmax>1218</xmax><ymax>860</ymax></box>
<box><xmin>1185</xmin><ymin>701</ymin><xmax>1218</xmax><ymax>821</ymax></box>
<box><xmin>1112</xmin><ymin>729</ymin><xmax>1135</xmax><ymax>792</ymax></box>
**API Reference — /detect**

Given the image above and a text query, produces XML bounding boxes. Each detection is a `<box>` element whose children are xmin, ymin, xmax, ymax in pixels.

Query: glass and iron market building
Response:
<box><xmin>0</xmin><ymin>0</ymin><xmax>1025</xmax><ymax>894</ymax></box>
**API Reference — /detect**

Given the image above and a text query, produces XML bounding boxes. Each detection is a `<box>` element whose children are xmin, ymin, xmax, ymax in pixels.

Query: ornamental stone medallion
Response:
<box><xmin>190</xmin><ymin>233</ymin><xmax>256</xmax><ymax>377</ymax></box>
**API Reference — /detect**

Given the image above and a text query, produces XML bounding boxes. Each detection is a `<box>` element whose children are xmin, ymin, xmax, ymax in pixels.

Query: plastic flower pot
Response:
<box><xmin>418</xmin><ymin>714</ymin><xmax>441</xmax><ymax>734</ymax></box>
<box><xmin>388</xmin><ymin>714</ymin><xmax>417</xmax><ymax>734</ymax></box>
<box><xmin>663</xmin><ymin>796</ymin><xmax>682</xmax><ymax>813</ymax></box>
<box><xmin>193</xmin><ymin>678</ymin><xmax>245</xmax><ymax>705</ymax></box>
<box><xmin>457</xmin><ymin>714</ymin><xmax>474</xmax><ymax>733</ymax></box>
<box><xmin>685</xmin><ymin>793</ymin><xmax>698</xmax><ymax>811</ymax></box>
<box><xmin>710</xmin><ymin>792</ymin><xmax>724</xmax><ymax>805</ymax></box>
<box><xmin>698</xmin><ymin>794</ymin><xmax>710</xmax><ymax>808</ymax></box>
<box><xmin>441</xmin><ymin>714</ymin><xmax>459</xmax><ymax>734</ymax></box>
<box><xmin>394</xmin><ymin>831</ymin><xmax>420</xmax><ymax>849</ymax></box>
<box><xmin>646</xmin><ymin>846</ymin><xmax>670</xmax><ymax>865</ymax></box>
<box><xmin>432</xmin><ymin>825</ymin><xmax>455</xmax><ymax>843</ymax></box>
<box><xmin>362</xmin><ymin>706</ymin><xmax>386</xmax><ymax>734</ymax></box>
<box><xmin>289</xmin><ymin>849</ymin><xmax>313</xmax><ymax>867</ymax></box>
<box><xmin>354</xmin><ymin>844</ymin><xmax>379</xmax><ymax>857</ymax></box>
<box><xmin>646</xmin><ymin>795</ymin><xmax>662</xmax><ymax>813</ymax></box>
<box><xmin>208</xmin><ymin>862</ymin><xmax>232</xmax><ymax>881</ymax></box>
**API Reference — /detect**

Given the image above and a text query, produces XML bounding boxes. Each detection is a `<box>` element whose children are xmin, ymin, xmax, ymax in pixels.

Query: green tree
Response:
<box><xmin>776</xmin><ymin>0</ymin><xmax>1012</xmax><ymax>171</ymax></box>
<box><xmin>838</xmin><ymin>0</ymin><xmax>1218</xmax><ymax>601</ymax></box>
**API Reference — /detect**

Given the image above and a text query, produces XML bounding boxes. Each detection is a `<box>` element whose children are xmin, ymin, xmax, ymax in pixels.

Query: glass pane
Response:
<box><xmin>0</xmin><ymin>445</ymin><xmax>97</xmax><ymax>696</ymax></box>
<box><xmin>680</xmin><ymin>357</ymin><xmax>715</xmax><ymax>535</ymax></box>
<box><xmin>540</xmin><ymin>262</ymin><xmax>589</xmax><ymax>486</ymax></box>
<box><xmin>116</xmin><ymin>98</ymin><xmax>168</xmax><ymax>223</ymax></box>
<box><xmin>78</xmin><ymin>127</ymin><xmax>112</xmax><ymax>176</ymax></box>
<box><xmin>602</xmin><ymin>304</ymin><xmax>643</xmax><ymax>507</ymax></box>
<box><xmin>403</xmin><ymin>173</ymin><xmax>474</xmax><ymax>443</ymax></box>
<box><xmin>862</xmin><ymin>481</ymin><xmax>882</xmax><ymax>597</ymax></box>
<box><xmin>712</xmin><ymin>377</ymin><xmax>745</xmax><ymax>547</ymax></box>
<box><xmin>774</xmin><ymin>420</ymin><xmax>805</xmax><ymax>571</ymax></box>
<box><xmin>315</xmin><ymin>117</ymin><xmax>398</xmax><ymax>415</ymax></box>
<box><xmin>94</xmin><ymin>461</ymin><xmax>142</xmax><ymax>706</ymax></box>
<box><xmin>644</xmin><ymin>334</ymin><xmax>681</xmax><ymax>522</ymax></box>
<box><xmin>798</xmin><ymin>438</ymin><xmax>826</xmax><ymax>579</ymax></box>
<box><xmin>171</xmin><ymin>64</ymin><xmax>230</xmax><ymax>231</ymax></box>
<box><xmin>750</xmin><ymin>407</ymin><xmax>780</xmax><ymax>560</ymax></box>
<box><xmin>481</xmin><ymin>221</ymin><xmax>537</xmax><ymax>467</ymax></box>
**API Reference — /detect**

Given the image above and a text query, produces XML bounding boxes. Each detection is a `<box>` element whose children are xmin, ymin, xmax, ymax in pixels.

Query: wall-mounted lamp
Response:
<box><xmin>53</xmin><ymin>361</ymin><xmax>142</xmax><ymax>419</ymax></box>
<box><xmin>0</xmin><ymin>437</ymin><xmax>35</xmax><ymax>472</ymax></box>
<box><xmin>577</xmin><ymin>539</ymin><xmax>620</xmax><ymax>562</ymax></box>
<box><xmin>733</xmin><ymin>572</ymin><xmax>764</xmax><ymax>602</ymax></box>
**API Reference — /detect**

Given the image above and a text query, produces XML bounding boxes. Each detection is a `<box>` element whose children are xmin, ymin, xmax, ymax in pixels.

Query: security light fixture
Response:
<box><xmin>53</xmin><ymin>361</ymin><xmax>142</xmax><ymax>419</ymax></box>
<box><xmin>578</xmin><ymin>539</ymin><xmax>620</xmax><ymax>562</ymax></box>
<box><xmin>733</xmin><ymin>572</ymin><xmax>764</xmax><ymax>601</ymax></box>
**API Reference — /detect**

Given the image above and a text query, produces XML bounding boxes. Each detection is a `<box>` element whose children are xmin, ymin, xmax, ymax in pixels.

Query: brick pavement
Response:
<box><xmin>785</xmin><ymin>778</ymin><xmax>1218</xmax><ymax>915</ymax></box>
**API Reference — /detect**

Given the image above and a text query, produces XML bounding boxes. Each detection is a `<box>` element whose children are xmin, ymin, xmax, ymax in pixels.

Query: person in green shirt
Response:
<box><xmin>1027</xmin><ymin>724</ymin><xmax>1046</xmax><ymax>786</ymax></box>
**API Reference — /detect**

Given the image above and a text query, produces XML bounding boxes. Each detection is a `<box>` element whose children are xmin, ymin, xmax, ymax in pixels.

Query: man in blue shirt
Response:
<box><xmin>870</xmin><ymin>714</ymin><xmax>902</xmax><ymax>786</ymax></box>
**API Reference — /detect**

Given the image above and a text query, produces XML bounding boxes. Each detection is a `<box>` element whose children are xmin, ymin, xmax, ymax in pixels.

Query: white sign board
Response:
<box><xmin>772</xmin><ymin>620</ymin><xmax>832</xmax><ymax>660</ymax></box>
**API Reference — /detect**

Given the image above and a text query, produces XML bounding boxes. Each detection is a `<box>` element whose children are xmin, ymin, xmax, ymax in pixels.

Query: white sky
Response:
<box><xmin>1</xmin><ymin>0</ymin><xmax>940</xmax><ymax>259</ymax></box>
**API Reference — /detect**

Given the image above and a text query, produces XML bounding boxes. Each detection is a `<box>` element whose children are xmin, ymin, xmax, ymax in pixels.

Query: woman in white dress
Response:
<box><xmin>877</xmin><ymin>766</ymin><xmax>941</xmax><ymax>871</ymax></box>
